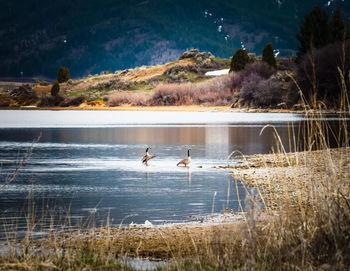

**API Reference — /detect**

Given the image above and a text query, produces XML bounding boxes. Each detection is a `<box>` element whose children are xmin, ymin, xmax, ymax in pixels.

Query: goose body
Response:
<box><xmin>177</xmin><ymin>149</ymin><xmax>191</xmax><ymax>167</ymax></box>
<box><xmin>142</xmin><ymin>147</ymin><xmax>156</xmax><ymax>165</ymax></box>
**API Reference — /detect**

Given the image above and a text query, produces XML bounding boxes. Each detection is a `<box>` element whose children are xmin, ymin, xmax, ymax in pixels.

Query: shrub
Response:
<box><xmin>38</xmin><ymin>95</ymin><xmax>64</xmax><ymax>107</ymax></box>
<box><xmin>60</xmin><ymin>96</ymin><xmax>85</xmax><ymax>107</ymax></box>
<box><xmin>230</xmin><ymin>49</ymin><xmax>250</xmax><ymax>72</ymax></box>
<box><xmin>240</xmin><ymin>61</ymin><xmax>275</xmax><ymax>79</ymax></box>
<box><xmin>10</xmin><ymin>84</ymin><xmax>38</xmax><ymax>98</ymax></box>
<box><xmin>150</xmin><ymin>75</ymin><xmax>234</xmax><ymax>106</ymax></box>
<box><xmin>262</xmin><ymin>43</ymin><xmax>277</xmax><ymax>70</ymax></box>
<box><xmin>237</xmin><ymin>72</ymin><xmax>283</xmax><ymax>108</ymax></box>
<box><xmin>57</xmin><ymin>66</ymin><xmax>71</xmax><ymax>83</ymax></box>
<box><xmin>51</xmin><ymin>81</ymin><xmax>60</xmax><ymax>96</ymax></box>
<box><xmin>253</xmin><ymin>78</ymin><xmax>282</xmax><ymax>107</ymax></box>
<box><xmin>227</xmin><ymin>61</ymin><xmax>275</xmax><ymax>94</ymax></box>
<box><xmin>107</xmin><ymin>91</ymin><xmax>148</xmax><ymax>106</ymax></box>
<box><xmin>150</xmin><ymin>83</ymin><xmax>194</xmax><ymax>105</ymax></box>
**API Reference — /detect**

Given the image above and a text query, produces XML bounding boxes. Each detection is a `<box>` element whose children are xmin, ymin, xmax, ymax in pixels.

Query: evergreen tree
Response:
<box><xmin>262</xmin><ymin>42</ymin><xmax>277</xmax><ymax>70</ymax></box>
<box><xmin>296</xmin><ymin>5</ymin><xmax>331</xmax><ymax>59</ymax></box>
<box><xmin>230</xmin><ymin>49</ymin><xmax>250</xmax><ymax>72</ymax></box>
<box><xmin>57</xmin><ymin>66</ymin><xmax>71</xmax><ymax>83</ymax></box>
<box><xmin>51</xmin><ymin>80</ymin><xmax>60</xmax><ymax>96</ymax></box>
<box><xmin>331</xmin><ymin>7</ymin><xmax>348</xmax><ymax>43</ymax></box>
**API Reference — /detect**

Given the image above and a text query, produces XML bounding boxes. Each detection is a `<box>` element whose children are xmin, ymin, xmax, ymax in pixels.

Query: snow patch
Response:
<box><xmin>205</xmin><ymin>69</ymin><xmax>229</xmax><ymax>77</ymax></box>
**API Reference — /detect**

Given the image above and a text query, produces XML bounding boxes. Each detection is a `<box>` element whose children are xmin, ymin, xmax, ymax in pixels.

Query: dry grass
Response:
<box><xmin>131</xmin><ymin>59</ymin><xmax>195</xmax><ymax>81</ymax></box>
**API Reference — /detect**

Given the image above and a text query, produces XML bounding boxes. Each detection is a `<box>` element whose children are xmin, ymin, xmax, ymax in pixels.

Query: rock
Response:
<box><xmin>179</xmin><ymin>49</ymin><xmax>199</xmax><ymax>59</ymax></box>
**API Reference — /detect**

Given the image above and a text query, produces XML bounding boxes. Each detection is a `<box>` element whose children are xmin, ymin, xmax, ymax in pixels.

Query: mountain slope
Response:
<box><xmin>1</xmin><ymin>0</ymin><xmax>349</xmax><ymax>79</ymax></box>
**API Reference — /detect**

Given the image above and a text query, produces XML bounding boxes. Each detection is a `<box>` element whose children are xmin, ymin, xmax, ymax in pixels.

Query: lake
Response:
<box><xmin>0</xmin><ymin>110</ymin><xmax>314</xmax><ymax>238</ymax></box>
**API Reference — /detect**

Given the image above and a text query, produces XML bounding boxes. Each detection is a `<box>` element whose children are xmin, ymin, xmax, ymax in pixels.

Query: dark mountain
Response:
<box><xmin>1</xmin><ymin>0</ymin><xmax>349</xmax><ymax>79</ymax></box>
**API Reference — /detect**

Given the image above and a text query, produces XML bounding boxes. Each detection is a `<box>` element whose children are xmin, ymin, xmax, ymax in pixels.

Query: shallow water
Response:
<box><xmin>0</xmin><ymin>110</ymin><xmax>330</xmax><ymax>238</ymax></box>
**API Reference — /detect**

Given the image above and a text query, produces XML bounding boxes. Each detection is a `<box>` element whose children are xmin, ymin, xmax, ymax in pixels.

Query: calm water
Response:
<box><xmin>0</xmin><ymin>110</ymin><xmax>313</xmax><ymax>238</ymax></box>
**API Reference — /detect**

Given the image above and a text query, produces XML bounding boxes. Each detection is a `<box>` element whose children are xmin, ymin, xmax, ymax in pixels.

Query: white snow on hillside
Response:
<box><xmin>205</xmin><ymin>69</ymin><xmax>230</xmax><ymax>76</ymax></box>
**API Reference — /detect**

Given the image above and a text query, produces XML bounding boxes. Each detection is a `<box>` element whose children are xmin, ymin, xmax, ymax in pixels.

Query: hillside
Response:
<box><xmin>1</xmin><ymin>0</ymin><xmax>348</xmax><ymax>79</ymax></box>
<box><xmin>0</xmin><ymin>49</ymin><xmax>232</xmax><ymax>107</ymax></box>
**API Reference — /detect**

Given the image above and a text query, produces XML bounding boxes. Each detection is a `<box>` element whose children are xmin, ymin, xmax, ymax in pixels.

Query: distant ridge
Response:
<box><xmin>1</xmin><ymin>0</ymin><xmax>348</xmax><ymax>78</ymax></box>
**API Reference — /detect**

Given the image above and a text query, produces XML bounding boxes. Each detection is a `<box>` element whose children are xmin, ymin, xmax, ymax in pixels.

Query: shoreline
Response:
<box><xmin>0</xmin><ymin>105</ymin><xmax>347</xmax><ymax>114</ymax></box>
<box><xmin>0</xmin><ymin>105</ymin><xmax>300</xmax><ymax>112</ymax></box>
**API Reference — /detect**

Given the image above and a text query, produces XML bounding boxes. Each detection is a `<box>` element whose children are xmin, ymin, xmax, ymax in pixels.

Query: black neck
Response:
<box><xmin>187</xmin><ymin>149</ymin><xmax>190</xmax><ymax>157</ymax></box>
<box><xmin>146</xmin><ymin>148</ymin><xmax>149</xmax><ymax>152</ymax></box>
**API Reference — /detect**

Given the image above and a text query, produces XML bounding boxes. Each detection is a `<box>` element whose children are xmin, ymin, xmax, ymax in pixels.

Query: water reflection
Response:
<box><xmin>0</xmin><ymin>124</ymin><xmax>297</xmax><ymax>157</ymax></box>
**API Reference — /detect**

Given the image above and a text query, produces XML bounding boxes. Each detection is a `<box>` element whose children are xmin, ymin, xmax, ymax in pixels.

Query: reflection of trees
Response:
<box><xmin>52</xmin><ymin>124</ymin><xmax>299</xmax><ymax>156</ymax></box>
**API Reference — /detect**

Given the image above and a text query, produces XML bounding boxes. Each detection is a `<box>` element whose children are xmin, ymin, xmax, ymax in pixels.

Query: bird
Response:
<box><xmin>177</xmin><ymin>149</ymin><xmax>191</xmax><ymax>167</ymax></box>
<box><xmin>142</xmin><ymin>147</ymin><xmax>156</xmax><ymax>165</ymax></box>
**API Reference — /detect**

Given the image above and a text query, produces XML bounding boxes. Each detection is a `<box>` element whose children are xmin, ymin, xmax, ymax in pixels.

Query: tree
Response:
<box><xmin>51</xmin><ymin>80</ymin><xmax>60</xmax><ymax>96</ymax></box>
<box><xmin>291</xmin><ymin>41</ymin><xmax>350</xmax><ymax>108</ymax></box>
<box><xmin>296</xmin><ymin>5</ymin><xmax>331</xmax><ymax>59</ymax></box>
<box><xmin>230</xmin><ymin>49</ymin><xmax>250</xmax><ymax>72</ymax></box>
<box><xmin>57</xmin><ymin>66</ymin><xmax>71</xmax><ymax>83</ymax></box>
<box><xmin>331</xmin><ymin>7</ymin><xmax>348</xmax><ymax>43</ymax></box>
<box><xmin>262</xmin><ymin>42</ymin><xmax>277</xmax><ymax>70</ymax></box>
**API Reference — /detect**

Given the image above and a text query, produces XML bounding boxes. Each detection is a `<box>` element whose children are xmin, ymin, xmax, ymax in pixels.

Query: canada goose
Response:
<box><xmin>177</xmin><ymin>149</ymin><xmax>191</xmax><ymax>167</ymax></box>
<box><xmin>142</xmin><ymin>147</ymin><xmax>156</xmax><ymax>165</ymax></box>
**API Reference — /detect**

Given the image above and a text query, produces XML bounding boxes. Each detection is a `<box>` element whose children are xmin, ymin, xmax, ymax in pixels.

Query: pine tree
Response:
<box><xmin>262</xmin><ymin>42</ymin><xmax>277</xmax><ymax>70</ymax></box>
<box><xmin>296</xmin><ymin>5</ymin><xmax>331</xmax><ymax>59</ymax></box>
<box><xmin>331</xmin><ymin>7</ymin><xmax>347</xmax><ymax>43</ymax></box>
<box><xmin>230</xmin><ymin>49</ymin><xmax>250</xmax><ymax>72</ymax></box>
<box><xmin>57</xmin><ymin>66</ymin><xmax>71</xmax><ymax>83</ymax></box>
<box><xmin>51</xmin><ymin>80</ymin><xmax>60</xmax><ymax>96</ymax></box>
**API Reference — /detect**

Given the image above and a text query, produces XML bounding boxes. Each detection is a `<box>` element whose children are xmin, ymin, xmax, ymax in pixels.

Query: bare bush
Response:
<box><xmin>240</xmin><ymin>61</ymin><xmax>275</xmax><ymax>79</ymax></box>
<box><xmin>227</xmin><ymin>61</ymin><xmax>275</xmax><ymax>93</ymax></box>
<box><xmin>239</xmin><ymin>73</ymin><xmax>283</xmax><ymax>108</ymax></box>
<box><xmin>107</xmin><ymin>91</ymin><xmax>148</xmax><ymax>106</ymax></box>
<box><xmin>150</xmin><ymin>75</ymin><xmax>234</xmax><ymax>106</ymax></box>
